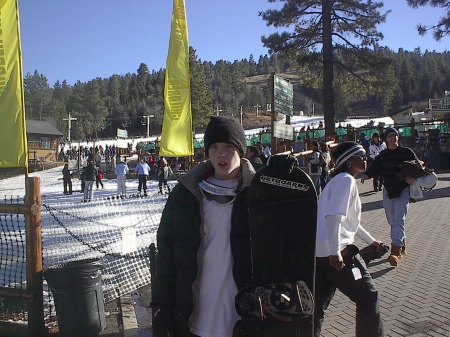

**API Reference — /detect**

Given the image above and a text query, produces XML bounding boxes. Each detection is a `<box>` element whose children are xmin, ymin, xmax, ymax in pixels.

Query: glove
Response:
<box><xmin>152</xmin><ymin>307</ymin><xmax>177</xmax><ymax>337</ymax></box>
<box><xmin>359</xmin><ymin>243</ymin><xmax>389</xmax><ymax>265</ymax></box>
<box><xmin>266</xmin><ymin>154</ymin><xmax>299</xmax><ymax>175</ymax></box>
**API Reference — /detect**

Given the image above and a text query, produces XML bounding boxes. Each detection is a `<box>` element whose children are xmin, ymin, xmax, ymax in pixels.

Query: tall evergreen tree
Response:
<box><xmin>66</xmin><ymin>82</ymin><xmax>87</xmax><ymax>140</ymax></box>
<box><xmin>83</xmin><ymin>80</ymin><xmax>109</xmax><ymax>140</ymax></box>
<box><xmin>189</xmin><ymin>47</ymin><xmax>214</xmax><ymax>130</ymax></box>
<box><xmin>260</xmin><ymin>0</ymin><xmax>389</xmax><ymax>136</ymax></box>
<box><xmin>24</xmin><ymin>70</ymin><xmax>52</xmax><ymax>121</ymax></box>
<box><xmin>50</xmin><ymin>80</ymin><xmax>73</xmax><ymax>135</ymax></box>
<box><xmin>137</xmin><ymin>63</ymin><xmax>150</xmax><ymax>100</ymax></box>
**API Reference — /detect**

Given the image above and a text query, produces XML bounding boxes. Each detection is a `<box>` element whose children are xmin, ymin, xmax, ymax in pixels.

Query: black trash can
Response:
<box><xmin>44</xmin><ymin>258</ymin><xmax>105</xmax><ymax>337</ymax></box>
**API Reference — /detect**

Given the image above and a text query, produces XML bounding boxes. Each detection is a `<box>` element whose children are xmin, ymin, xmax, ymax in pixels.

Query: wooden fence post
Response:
<box><xmin>25</xmin><ymin>177</ymin><xmax>45</xmax><ymax>337</ymax></box>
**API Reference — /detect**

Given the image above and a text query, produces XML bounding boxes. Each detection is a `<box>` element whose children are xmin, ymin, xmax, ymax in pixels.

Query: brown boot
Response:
<box><xmin>400</xmin><ymin>240</ymin><xmax>407</xmax><ymax>257</ymax></box>
<box><xmin>388</xmin><ymin>246</ymin><xmax>402</xmax><ymax>266</ymax></box>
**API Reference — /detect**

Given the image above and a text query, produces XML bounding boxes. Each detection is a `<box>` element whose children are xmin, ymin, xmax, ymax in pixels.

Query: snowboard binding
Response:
<box><xmin>235</xmin><ymin>281</ymin><xmax>314</xmax><ymax>322</ymax></box>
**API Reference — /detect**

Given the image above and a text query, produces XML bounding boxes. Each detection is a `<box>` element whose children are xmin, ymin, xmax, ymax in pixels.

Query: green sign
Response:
<box><xmin>117</xmin><ymin>128</ymin><xmax>128</xmax><ymax>139</ymax></box>
<box><xmin>274</xmin><ymin>75</ymin><xmax>294</xmax><ymax>116</ymax></box>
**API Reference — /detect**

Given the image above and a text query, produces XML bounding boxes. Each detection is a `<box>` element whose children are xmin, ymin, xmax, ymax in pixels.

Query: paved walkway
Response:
<box><xmin>118</xmin><ymin>172</ymin><xmax>450</xmax><ymax>337</ymax></box>
<box><xmin>320</xmin><ymin>171</ymin><xmax>450</xmax><ymax>337</ymax></box>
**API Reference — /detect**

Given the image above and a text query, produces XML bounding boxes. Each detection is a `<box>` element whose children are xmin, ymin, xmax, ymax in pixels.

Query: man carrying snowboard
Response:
<box><xmin>153</xmin><ymin>114</ymin><xmax>313</xmax><ymax>337</ymax></box>
<box><xmin>152</xmin><ymin>116</ymin><xmax>256</xmax><ymax>337</ymax></box>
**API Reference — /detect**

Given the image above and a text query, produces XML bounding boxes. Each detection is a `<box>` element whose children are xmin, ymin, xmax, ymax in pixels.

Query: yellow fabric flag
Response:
<box><xmin>159</xmin><ymin>0</ymin><xmax>193</xmax><ymax>157</ymax></box>
<box><xmin>0</xmin><ymin>0</ymin><xmax>27</xmax><ymax>168</ymax></box>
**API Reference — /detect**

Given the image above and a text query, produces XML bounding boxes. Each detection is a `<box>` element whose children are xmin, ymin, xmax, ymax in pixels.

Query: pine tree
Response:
<box><xmin>260</xmin><ymin>0</ymin><xmax>389</xmax><ymax>136</ymax></box>
<box><xmin>407</xmin><ymin>0</ymin><xmax>450</xmax><ymax>40</ymax></box>
<box><xmin>24</xmin><ymin>70</ymin><xmax>52</xmax><ymax>121</ymax></box>
<box><xmin>84</xmin><ymin>80</ymin><xmax>108</xmax><ymax>140</ymax></box>
<box><xmin>189</xmin><ymin>47</ymin><xmax>213</xmax><ymax>130</ymax></box>
<box><xmin>137</xmin><ymin>63</ymin><xmax>149</xmax><ymax>100</ymax></box>
<box><xmin>50</xmin><ymin>80</ymin><xmax>73</xmax><ymax>135</ymax></box>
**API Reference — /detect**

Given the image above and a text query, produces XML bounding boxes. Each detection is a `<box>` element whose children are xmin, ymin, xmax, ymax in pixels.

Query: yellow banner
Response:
<box><xmin>159</xmin><ymin>0</ymin><xmax>193</xmax><ymax>157</ymax></box>
<box><xmin>0</xmin><ymin>0</ymin><xmax>27</xmax><ymax>168</ymax></box>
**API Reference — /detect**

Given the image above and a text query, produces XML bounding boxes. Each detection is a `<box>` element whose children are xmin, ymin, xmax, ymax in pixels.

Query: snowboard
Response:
<box><xmin>234</xmin><ymin>164</ymin><xmax>317</xmax><ymax>337</ymax></box>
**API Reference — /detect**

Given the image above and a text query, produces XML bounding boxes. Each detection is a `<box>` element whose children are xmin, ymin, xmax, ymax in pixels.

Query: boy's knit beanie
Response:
<box><xmin>332</xmin><ymin>141</ymin><xmax>366</xmax><ymax>168</ymax></box>
<box><xmin>384</xmin><ymin>127</ymin><xmax>399</xmax><ymax>138</ymax></box>
<box><xmin>204</xmin><ymin>116</ymin><xmax>247</xmax><ymax>156</ymax></box>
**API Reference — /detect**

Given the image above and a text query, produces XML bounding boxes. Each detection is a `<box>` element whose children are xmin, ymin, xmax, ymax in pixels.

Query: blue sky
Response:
<box><xmin>19</xmin><ymin>0</ymin><xmax>448</xmax><ymax>86</ymax></box>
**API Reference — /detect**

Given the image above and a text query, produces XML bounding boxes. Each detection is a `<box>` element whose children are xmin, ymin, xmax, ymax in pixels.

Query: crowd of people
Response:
<box><xmin>58</xmin><ymin>143</ymin><xmax>118</xmax><ymax>164</ymax></box>
<box><xmin>61</xmin><ymin>147</ymin><xmax>183</xmax><ymax>200</ymax></box>
<box><xmin>151</xmin><ymin>116</ymin><xmax>438</xmax><ymax>337</ymax></box>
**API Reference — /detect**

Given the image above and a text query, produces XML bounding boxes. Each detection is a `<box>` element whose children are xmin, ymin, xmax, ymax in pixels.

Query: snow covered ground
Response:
<box><xmin>0</xmin><ymin>167</ymin><xmax>174</xmax><ymax>307</ymax></box>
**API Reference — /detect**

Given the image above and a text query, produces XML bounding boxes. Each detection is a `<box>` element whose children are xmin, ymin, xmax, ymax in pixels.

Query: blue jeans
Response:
<box><xmin>383</xmin><ymin>186</ymin><xmax>410</xmax><ymax>247</ymax></box>
<box><xmin>84</xmin><ymin>180</ymin><xmax>94</xmax><ymax>201</ymax></box>
<box><xmin>310</xmin><ymin>174</ymin><xmax>321</xmax><ymax>195</ymax></box>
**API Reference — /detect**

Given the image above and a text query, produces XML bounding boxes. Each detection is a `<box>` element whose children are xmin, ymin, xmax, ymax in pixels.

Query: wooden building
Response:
<box><xmin>26</xmin><ymin>120</ymin><xmax>63</xmax><ymax>162</ymax></box>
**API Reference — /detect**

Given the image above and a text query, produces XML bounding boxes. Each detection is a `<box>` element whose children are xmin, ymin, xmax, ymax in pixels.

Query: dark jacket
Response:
<box><xmin>152</xmin><ymin>159</ymin><xmax>256</xmax><ymax>337</ymax></box>
<box><xmin>249</xmin><ymin>156</ymin><xmax>265</xmax><ymax>172</ymax></box>
<box><xmin>62</xmin><ymin>166</ymin><xmax>72</xmax><ymax>180</ymax></box>
<box><xmin>82</xmin><ymin>163</ymin><xmax>98</xmax><ymax>181</ymax></box>
<box><xmin>365</xmin><ymin>146</ymin><xmax>417</xmax><ymax>198</ymax></box>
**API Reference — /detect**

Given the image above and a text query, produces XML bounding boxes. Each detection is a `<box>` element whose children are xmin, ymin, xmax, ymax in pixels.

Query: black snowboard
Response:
<box><xmin>234</xmin><ymin>165</ymin><xmax>317</xmax><ymax>337</ymax></box>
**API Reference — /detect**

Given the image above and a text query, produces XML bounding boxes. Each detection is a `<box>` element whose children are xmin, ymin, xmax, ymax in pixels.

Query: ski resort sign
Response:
<box><xmin>274</xmin><ymin>75</ymin><xmax>293</xmax><ymax>116</ymax></box>
<box><xmin>117</xmin><ymin>128</ymin><xmax>128</xmax><ymax>139</ymax></box>
<box><xmin>273</xmin><ymin>121</ymin><xmax>294</xmax><ymax>140</ymax></box>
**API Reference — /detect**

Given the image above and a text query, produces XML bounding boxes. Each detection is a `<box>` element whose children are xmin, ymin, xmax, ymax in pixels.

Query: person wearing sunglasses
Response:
<box><xmin>313</xmin><ymin>141</ymin><xmax>385</xmax><ymax>337</ymax></box>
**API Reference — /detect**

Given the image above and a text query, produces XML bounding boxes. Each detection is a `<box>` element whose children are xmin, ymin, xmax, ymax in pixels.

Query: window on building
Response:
<box><xmin>40</xmin><ymin>137</ymin><xmax>51</xmax><ymax>149</ymax></box>
<box><xmin>28</xmin><ymin>140</ymin><xmax>40</xmax><ymax>149</ymax></box>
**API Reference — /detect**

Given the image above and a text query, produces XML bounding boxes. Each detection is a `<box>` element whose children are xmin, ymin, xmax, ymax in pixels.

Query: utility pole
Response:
<box><xmin>216</xmin><ymin>106</ymin><xmax>223</xmax><ymax>116</ymax></box>
<box><xmin>254</xmin><ymin>104</ymin><xmax>262</xmax><ymax>117</ymax></box>
<box><xmin>143</xmin><ymin>114</ymin><xmax>155</xmax><ymax>138</ymax></box>
<box><xmin>63</xmin><ymin>112</ymin><xmax>77</xmax><ymax>143</ymax></box>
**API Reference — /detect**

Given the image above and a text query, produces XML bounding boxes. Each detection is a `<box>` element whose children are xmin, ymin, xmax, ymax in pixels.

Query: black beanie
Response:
<box><xmin>204</xmin><ymin>116</ymin><xmax>247</xmax><ymax>156</ymax></box>
<box><xmin>384</xmin><ymin>127</ymin><xmax>399</xmax><ymax>138</ymax></box>
<box><xmin>332</xmin><ymin>141</ymin><xmax>366</xmax><ymax>168</ymax></box>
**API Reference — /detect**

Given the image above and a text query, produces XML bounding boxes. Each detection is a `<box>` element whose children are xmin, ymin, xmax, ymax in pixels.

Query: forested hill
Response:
<box><xmin>25</xmin><ymin>47</ymin><xmax>450</xmax><ymax>141</ymax></box>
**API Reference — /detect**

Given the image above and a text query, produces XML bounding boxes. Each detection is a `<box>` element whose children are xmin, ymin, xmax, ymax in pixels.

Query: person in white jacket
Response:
<box><xmin>313</xmin><ymin>141</ymin><xmax>385</xmax><ymax>337</ymax></box>
<box><xmin>115</xmin><ymin>157</ymin><xmax>129</xmax><ymax>196</ymax></box>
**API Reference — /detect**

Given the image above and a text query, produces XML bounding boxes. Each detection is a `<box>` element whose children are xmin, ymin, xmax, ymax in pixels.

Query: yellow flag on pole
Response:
<box><xmin>159</xmin><ymin>0</ymin><xmax>193</xmax><ymax>157</ymax></box>
<box><xmin>0</xmin><ymin>0</ymin><xmax>27</xmax><ymax>168</ymax></box>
